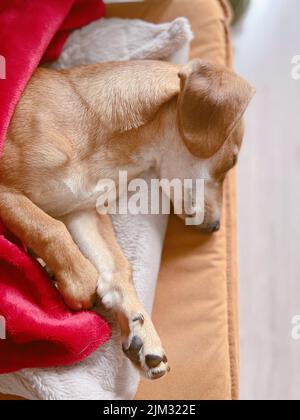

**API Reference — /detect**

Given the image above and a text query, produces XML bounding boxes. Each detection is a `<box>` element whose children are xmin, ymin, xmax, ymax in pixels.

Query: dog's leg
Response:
<box><xmin>62</xmin><ymin>209</ymin><xmax>170</xmax><ymax>380</ymax></box>
<box><xmin>0</xmin><ymin>189</ymin><xmax>99</xmax><ymax>310</ymax></box>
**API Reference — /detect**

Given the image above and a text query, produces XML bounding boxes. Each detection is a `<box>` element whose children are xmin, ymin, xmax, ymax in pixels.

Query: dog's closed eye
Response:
<box><xmin>225</xmin><ymin>154</ymin><xmax>239</xmax><ymax>172</ymax></box>
<box><xmin>231</xmin><ymin>154</ymin><xmax>238</xmax><ymax>168</ymax></box>
<box><xmin>215</xmin><ymin>154</ymin><xmax>239</xmax><ymax>181</ymax></box>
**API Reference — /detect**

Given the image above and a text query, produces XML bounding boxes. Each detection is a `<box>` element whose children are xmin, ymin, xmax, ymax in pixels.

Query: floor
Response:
<box><xmin>233</xmin><ymin>0</ymin><xmax>300</xmax><ymax>400</ymax></box>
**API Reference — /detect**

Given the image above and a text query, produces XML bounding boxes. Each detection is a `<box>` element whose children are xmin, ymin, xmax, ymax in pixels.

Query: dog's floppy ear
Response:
<box><xmin>177</xmin><ymin>60</ymin><xmax>255</xmax><ymax>159</ymax></box>
<box><xmin>98</xmin><ymin>61</ymin><xmax>180</xmax><ymax>133</ymax></box>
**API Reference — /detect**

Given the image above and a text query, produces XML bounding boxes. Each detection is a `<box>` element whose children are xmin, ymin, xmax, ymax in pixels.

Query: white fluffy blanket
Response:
<box><xmin>0</xmin><ymin>17</ymin><xmax>192</xmax><ymax>400</ymax></box>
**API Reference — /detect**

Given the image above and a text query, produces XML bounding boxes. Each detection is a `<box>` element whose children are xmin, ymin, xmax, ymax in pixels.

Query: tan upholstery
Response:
<box><xmin>0</xmin><ymin>0</ymin><xmax>239</xmax><ymax>401</ymax></box>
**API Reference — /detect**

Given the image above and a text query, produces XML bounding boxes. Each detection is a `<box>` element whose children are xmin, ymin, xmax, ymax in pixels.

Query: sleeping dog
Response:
<box><xmin>0</xmin><ymin>59</ymin><xmax>254</xmax><ymax>379</ymax></box>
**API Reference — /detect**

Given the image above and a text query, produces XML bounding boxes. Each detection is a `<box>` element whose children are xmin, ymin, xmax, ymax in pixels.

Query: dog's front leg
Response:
<box><xmin>0</xmin><ymin>189</ymin><xmax>99</xmax><ymax>310</ymax></box>
<box><xmin>62</xmin><ymin>210</ymin><xmax>170</xmax><ymax>380</ymax></box>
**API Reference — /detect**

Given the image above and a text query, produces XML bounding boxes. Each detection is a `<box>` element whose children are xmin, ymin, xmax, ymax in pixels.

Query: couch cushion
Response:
<box><xmin>107</xmin><ymin>0</ymin><xmax>239</xmax><ymax>401</ymax></box>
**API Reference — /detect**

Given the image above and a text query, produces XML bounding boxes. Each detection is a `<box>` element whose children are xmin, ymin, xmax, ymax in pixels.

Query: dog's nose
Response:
<box><xmin>193</xmin><ymin>220</ymin><xmax>221</xmax><ymax>234</ymax></box>
<box><xmin>205</xmin><ymin>220</ymin><xmax>221</xmax><ymax>233</ymax></box>
<box><xmin>208</xmin><ymin>221</ymin><xmax>221</xmax><ymax>233</ymax></box>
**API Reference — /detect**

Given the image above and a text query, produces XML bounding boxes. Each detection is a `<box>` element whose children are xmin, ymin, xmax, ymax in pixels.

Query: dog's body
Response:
<box><xmin>0</xmin><ymin>60</ymin><xmax>254</xmax><ymax>379</ymax></box>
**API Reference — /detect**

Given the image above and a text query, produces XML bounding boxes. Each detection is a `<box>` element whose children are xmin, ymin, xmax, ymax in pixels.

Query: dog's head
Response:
<box><xmin>159</xmin><ymin>60</ymin><xmax>255</xmax><ymax>232</ymax></box>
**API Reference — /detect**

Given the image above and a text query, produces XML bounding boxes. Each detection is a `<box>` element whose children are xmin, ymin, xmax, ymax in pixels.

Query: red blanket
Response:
<box><xmin>0</xmin><ymin>0</ymin><xmax>111</xmax><ymax>374</ymax></box>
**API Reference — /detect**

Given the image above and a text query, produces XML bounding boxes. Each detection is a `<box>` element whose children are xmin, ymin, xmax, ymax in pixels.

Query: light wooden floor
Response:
<box><xmin>233</xmin><ymin>0</ymin><xmax>300</xmax><ymax>400</ymax></box>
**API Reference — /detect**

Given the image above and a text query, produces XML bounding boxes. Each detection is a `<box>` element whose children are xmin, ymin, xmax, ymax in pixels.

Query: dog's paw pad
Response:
<box><xmin>122</xmin><ymin>313</ymin><xmax>170</xmax><ymax>380</ymax></box>
<box><xmin>145</xmin><ymin>354</ymin><xmax>166</xmax><ymax>368</ymax></box>
<box><xmin>123</xmin><ymin>335</ymin><xmax>143</xmax><ymax>364</ymax></box>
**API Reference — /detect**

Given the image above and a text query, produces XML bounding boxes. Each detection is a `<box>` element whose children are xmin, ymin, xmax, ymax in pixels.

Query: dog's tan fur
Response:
<box><xmin>0</xmin><ymin>60</ymin><xmax>254</xmax><ymax>379</ymax></box>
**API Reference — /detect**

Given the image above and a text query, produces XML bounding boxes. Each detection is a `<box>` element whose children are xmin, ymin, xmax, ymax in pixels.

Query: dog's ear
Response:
<box><xmin>177</xmin><ymin>60</ymin><xmax>255</xmax><ymax>159</ymax></box>
<box><xmin>98</xmin><ymin>61</ymin><xmax>180</xmax><ymax>133</ymax></box>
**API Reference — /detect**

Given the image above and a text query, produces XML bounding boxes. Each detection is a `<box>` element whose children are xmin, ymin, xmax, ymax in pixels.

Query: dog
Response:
<box><xmin>0</xmin><ymin>59</ymin><xmax>254</xmax><ymax>379</ymax></box>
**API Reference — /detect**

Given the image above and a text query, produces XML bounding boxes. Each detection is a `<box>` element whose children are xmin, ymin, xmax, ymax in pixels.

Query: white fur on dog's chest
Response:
<box><xmin>43</xmin><ymin>163</ymin><xmax>146</xmax><ymax>217</ymax></box>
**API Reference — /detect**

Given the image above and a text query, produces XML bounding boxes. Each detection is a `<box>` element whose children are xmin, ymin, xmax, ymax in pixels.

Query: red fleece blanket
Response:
<box><xmin>0</xmin><ymin>0</ymin><xmax>111</xmax><ymax>374</ymax></box>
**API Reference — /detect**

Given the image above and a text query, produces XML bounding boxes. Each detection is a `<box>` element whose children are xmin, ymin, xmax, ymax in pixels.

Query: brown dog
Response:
<box><xmin>0</xmin><ymin>60</ymin><xmax>254</xmax><ymax>379</ymax></box>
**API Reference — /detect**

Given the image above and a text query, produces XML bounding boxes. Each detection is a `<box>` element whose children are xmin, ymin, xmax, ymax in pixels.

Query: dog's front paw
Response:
<box><xmin>57</xmin><ymin>258</ymin><xmax>99</xmax><ymax>311</ymax></box>
<box><xmin>123</xmin><ymin>313</ymin><xmax>170</xmax><ymax>380</ymax></box>
<box><xmin>58</xmin><ymin>280</ymin><xmax>97</xmax><ymax>311</ymax></box>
